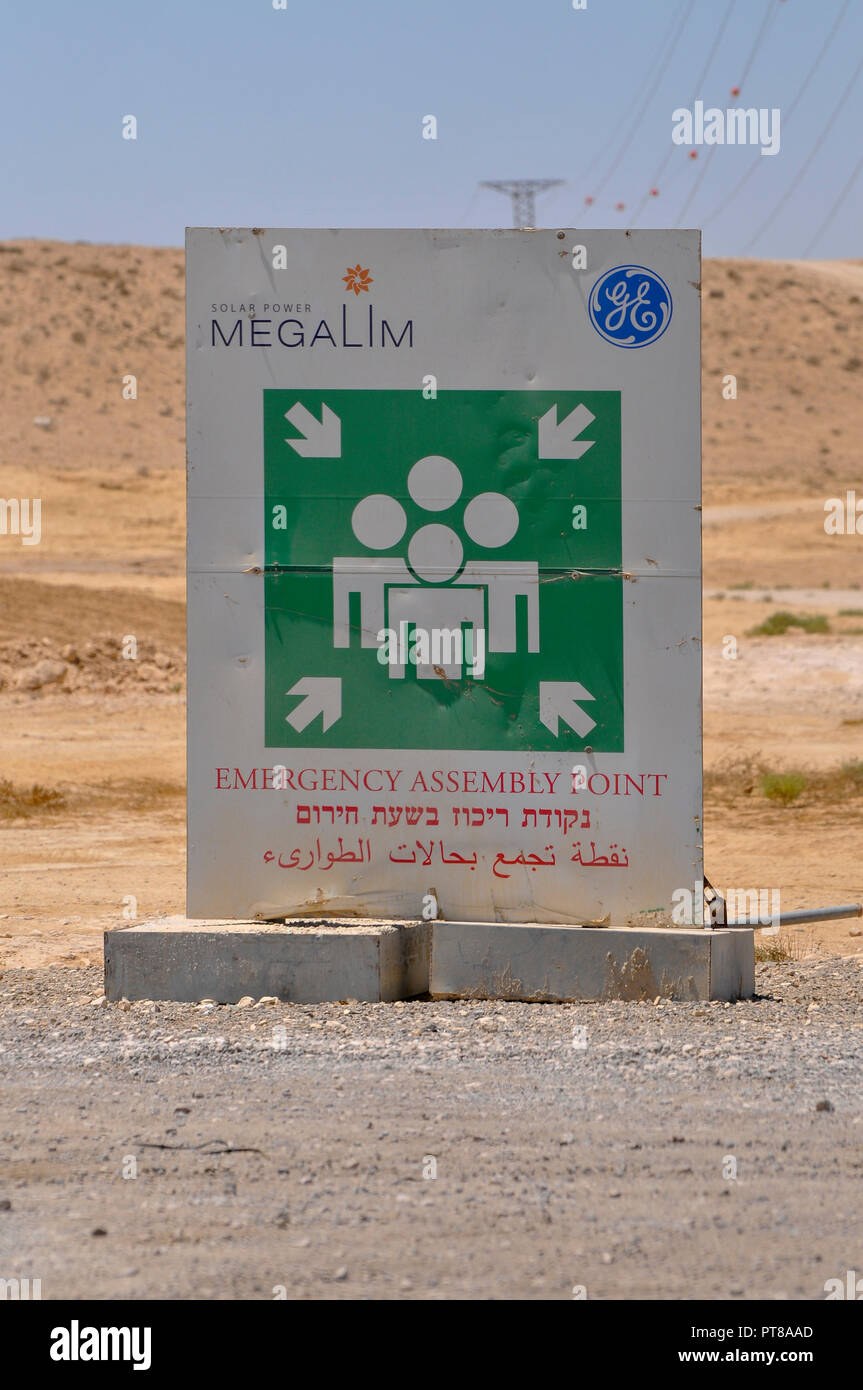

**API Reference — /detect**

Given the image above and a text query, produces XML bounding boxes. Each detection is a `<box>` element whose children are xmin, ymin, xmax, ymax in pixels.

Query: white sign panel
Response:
<box><xmin>186</xmin><ymin>228</ymin><xmax>701</xmax><ymax>923</ymax></box>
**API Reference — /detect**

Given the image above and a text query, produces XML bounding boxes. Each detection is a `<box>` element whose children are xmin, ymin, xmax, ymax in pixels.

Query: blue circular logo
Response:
<box><xmin>588</xmin><ymin>265</ymin><xmax>672</xmax><ymax>349</ymax></box>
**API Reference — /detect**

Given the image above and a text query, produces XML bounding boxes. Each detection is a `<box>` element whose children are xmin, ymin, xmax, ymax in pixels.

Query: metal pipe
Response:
<box><xmin>726</xmin><ymin>903</ymin><xmax>862</xmax><ymax>927</ymax></box>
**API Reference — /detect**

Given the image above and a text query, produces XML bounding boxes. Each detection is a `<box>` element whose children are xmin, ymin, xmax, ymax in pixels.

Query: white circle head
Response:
<box><xmin>408</xmin><ymin>524</ymin><xmax>463</xmax><ymax>582</ymax></box>
<box><xmin>407</xmin><ymin>455</ymin><xmax>462</xmax><ymax>512</ymax></box>
<box><xmin>463</xmin><ymin>492</ymin><xmax>519</xmax><ymax>547</ymax></box>
<box><xmin>351</xmin><ymin>494</ymin><xmax>407</xmax><ymax>550</ymax></box>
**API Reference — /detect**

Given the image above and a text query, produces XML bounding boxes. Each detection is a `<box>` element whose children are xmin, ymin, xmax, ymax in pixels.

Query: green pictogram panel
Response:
<box><xmin>264</xmin><ymin>389</ymin><xmax>622</xmax><ymax>751</ymax></box>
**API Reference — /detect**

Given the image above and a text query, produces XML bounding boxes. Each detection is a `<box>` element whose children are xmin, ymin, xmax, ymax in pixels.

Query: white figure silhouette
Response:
<box><xmin>386</xmin><ymin>586</ymin><xmax>485</xmax><ymax>678</ymax></box>
<box><xmin>332</xmin><ymin>557</ymin><xmax>415</xmax><ymax>648</ymax></box>
<box><xmin>455</xmin><ymin>561</ymin><xmax>539</xmax><ymax>652</ymax></box>
<box><xmin>331</xmin><ymin>457</ymin><xmax>540</xmax><ymax>672</ymax></box>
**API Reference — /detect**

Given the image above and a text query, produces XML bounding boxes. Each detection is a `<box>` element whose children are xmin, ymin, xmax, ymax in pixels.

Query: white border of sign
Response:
<box><xmin>186</xmin><ymin>228</ymin><xmax>702</xmax><ymax>924</ymax></box>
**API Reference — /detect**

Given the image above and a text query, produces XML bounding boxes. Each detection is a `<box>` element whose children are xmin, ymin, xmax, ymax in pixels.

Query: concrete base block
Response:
<box><xmin>104</xmin><ymin>917</ymin><xmax>430</xmax><ymax>1004</ymax></box>
<box><xmin>430</xmin><ymin>923</ymin><xmax>754</xmax><ymax>1002</ymax></box>
<box><xmin>105</xmin><ymin>918</ymin><xmax>754</xmax><ymax>1005</ymax></box>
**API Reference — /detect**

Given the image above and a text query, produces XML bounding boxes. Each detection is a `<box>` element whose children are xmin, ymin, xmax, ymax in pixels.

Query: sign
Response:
<box><xmin>186</xmin><ymin>228</ymin><xmax>701</xmax><ymax>924</ymax></box>
<box><xmin>265</xmin><ymin>387</ymin><xmax>622</xmax><ymax>752</ymax></box>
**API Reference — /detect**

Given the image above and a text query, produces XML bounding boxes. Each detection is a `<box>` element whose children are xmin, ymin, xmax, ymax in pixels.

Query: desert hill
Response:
<box><xmin>1</xmin><ymin>241</ymin><xmax>861</xmax><ymax>607</ymax></box>
<box><xmin>0</xmin><ymin>240</ymin><xmax>861</xmax><ymax>966</ymax></box>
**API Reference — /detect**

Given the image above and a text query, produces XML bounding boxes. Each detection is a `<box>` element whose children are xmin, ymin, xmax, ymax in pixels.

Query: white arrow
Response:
<box><xmin>284</xmin><ymin>402</ymin><xmax>341</xmax><ymax>458</ymax></box>
<box><xmin>538</xmin><ymin>403</ymin><xmax>595</xmax><ymax>459</ymax></box>
<box><xmin>539</xmin><ymin>681</ymin><xmax>597</xmax><ymax>738</ymax></box>
<box><xmin>285</xmin><ymin>677</ymin><xmax>342</xmax><ymax>733</ymax></box>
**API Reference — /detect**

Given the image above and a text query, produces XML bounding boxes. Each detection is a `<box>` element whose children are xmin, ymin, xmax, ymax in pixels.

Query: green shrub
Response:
<box><xmin>839</xmin><ymin>759</ymin><xmax>863</xmax><ymax>789</ymax></box>
<box><xmin>760</xmin><ymin>771</ymin><xmax>807</xmax><ymax>805</ymax></box>
<box><xmin>747</xmin><ymin>610</ymin><xmax>829</xmax><ymax>637</ymax></box>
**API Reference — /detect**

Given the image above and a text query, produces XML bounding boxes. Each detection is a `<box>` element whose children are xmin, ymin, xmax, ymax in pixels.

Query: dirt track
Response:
<box><xmin>1</xmin><ymin>958</ymin><xmax>860</xmax><ymax>1300</ymax></box>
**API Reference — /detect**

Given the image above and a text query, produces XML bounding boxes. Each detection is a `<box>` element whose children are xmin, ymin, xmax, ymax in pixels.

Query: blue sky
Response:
<box><xmin>2</xmin><ymin>0</ymin><xmax>861</xmax><ymax>256</ymax></box>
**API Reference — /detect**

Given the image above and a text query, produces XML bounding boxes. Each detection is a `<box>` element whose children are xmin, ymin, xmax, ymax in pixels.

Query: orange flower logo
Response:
<box><xmin>343</xmin><ymin>264</ymin><xmax>373</xmax><ymax>296</ymax></box>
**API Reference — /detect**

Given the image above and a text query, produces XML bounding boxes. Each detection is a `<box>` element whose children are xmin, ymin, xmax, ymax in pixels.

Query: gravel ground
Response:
<box><xmin>0</xmin><ymin>958</ymin><xmax>861</xmax><ymax>1301</ymax></box>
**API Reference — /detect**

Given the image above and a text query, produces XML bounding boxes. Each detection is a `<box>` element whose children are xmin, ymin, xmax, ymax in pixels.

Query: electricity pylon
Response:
<box><xmin>480</xmin><ymin>179</ymin><xmax>565</xmax><ymax>228</ymax></box>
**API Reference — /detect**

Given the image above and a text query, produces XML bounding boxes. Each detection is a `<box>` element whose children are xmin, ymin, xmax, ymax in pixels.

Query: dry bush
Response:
<box><xmin>0</xmin><ymin>778</ymin><xmax>66</xmax><ymax>818</ymax></box>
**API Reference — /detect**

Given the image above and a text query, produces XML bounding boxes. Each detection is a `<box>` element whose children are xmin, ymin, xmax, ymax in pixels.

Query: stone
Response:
<box><xmin>16</xmin><ymin>659</ymin><xmax>68</xmax><ymax>690</ymax></box>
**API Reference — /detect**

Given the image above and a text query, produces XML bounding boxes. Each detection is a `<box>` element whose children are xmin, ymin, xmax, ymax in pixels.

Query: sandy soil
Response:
<box><xmin>0</xmin><ymin>242</ymin><xmax>861</xmax><ymax>965</ymax></box>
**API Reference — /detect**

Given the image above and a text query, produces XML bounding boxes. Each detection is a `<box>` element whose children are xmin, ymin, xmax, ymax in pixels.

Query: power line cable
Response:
<box><xmin>744</xmin><ymin>49</ymin><xmax>863</xmax><ymax>251</ymax></box>
<box><xmin>675</xmin><ymin>0</ymin><xmax>779</xmax><ymax>227</ymax></box>
<box><xmin>591</xmin><ymin>0</ymin><xmax>696</xmax><ymax>201</ymax></box>
<box><xmin>455</xmin><ymin>187</ymin><xmax>482</xmax><ymax>226</ymax></box>
<box><xmin>701</xmin><ymin>0</ymin><xmax>852</xmax><ymax>226</ymax></box>
<box><xmin>628</xmin><ymin>0</ymin><xmax>738</xmax><ymax>225</ymax></box>
<box><xmin>578</xmin><ymin>0</ymin><xmax>696</xmax><ymax>220</ymax></box>
<box><xmin>801</xmin><ymin>144</ymin><xmax>863</xmax><ymax>256</ymax></box>
<box><xmin>575</xmin><ymin>0</ymin><xmax>691</xmax><ymax>190</ymax></box>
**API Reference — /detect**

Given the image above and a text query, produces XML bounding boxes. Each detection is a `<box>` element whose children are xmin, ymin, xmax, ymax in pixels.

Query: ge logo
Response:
<box><xmin>588</xmin><ymin>265</ymin><xmax>672</xmax><ymax>349</ymax></box>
